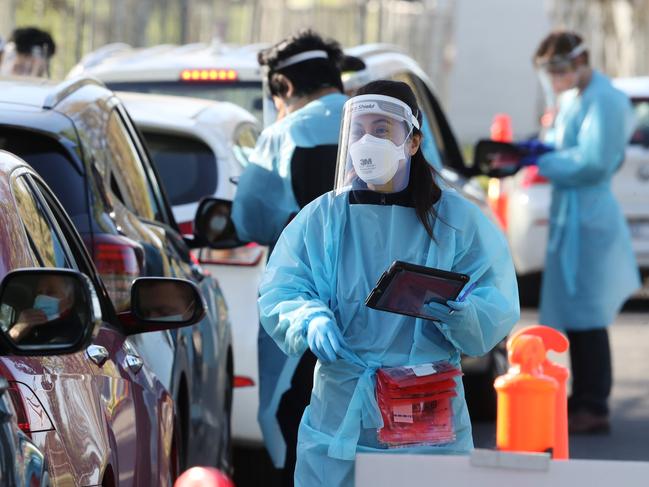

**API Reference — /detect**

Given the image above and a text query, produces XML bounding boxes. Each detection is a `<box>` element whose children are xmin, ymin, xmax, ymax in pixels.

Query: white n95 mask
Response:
<box><xmin>349</xmin><ymin>134</ymin><xmax>407</xmax><ymax>186</ymax></box>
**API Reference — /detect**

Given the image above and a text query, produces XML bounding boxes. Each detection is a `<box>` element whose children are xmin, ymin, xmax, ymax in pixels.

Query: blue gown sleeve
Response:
<box><xmin>258</xmin><ymin>201</ymin><xmax>336</xmax><ymax>356</ymax></box>
<box><xmin>433</xmin><ymin>201</ymin><xmax>520</xmax><ymax>356</ymax></box>
<box><xmin>538</xmin><ymin>93</ymin><xmax>632</xmax><ymax>186</ymax></box>
<box><xmin>231</xmin><ymin>129</ymin><xmax>293</xmax><ymax>245</ymax></box>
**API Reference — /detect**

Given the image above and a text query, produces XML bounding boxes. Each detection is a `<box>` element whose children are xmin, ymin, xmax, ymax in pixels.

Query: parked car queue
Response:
<box><xmin>0</xmin><ymin>77</ymin><xmax>236</xmax><ymax>485</ymax></box>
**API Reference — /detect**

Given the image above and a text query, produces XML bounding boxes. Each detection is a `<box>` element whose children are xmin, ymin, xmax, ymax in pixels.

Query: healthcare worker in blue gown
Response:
<box><xmin>531</xmin><ymin>31</ymin><xmax>640</xmax><ymax>434</ymax></box>
<box><xmin>231</xmin><ymin>30</ymin><xmax>348</xmax><ymax>484</ymax></box>
<box><xmin>258</xmin><ymin>80</ymin><xmax>521</xmax><ymax>487</ymax></box>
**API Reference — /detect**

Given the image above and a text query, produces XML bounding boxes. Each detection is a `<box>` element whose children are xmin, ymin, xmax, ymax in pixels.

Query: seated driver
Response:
<box><xmin>10</xmin><ymin>275</ymin><xmax>78</xmax><ymax>344</ymax></box>
<box><xmin>138</xmin><ymin>281</ymin><xmax>195</xmax><ymax>322</ymax></box>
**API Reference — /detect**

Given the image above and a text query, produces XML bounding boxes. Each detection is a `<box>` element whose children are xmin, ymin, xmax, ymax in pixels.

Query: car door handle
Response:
<box><xmin>86</xmin><ymin>345</ymin><xmax>110</xmax><ymax>367</ymax></box>
<box><xmin>124</xmin><ymin>354</ymin><xmax>144</xmax><ymax>374</ymax></box>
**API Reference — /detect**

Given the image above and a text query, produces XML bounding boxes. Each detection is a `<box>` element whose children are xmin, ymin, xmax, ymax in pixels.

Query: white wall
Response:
<box><xmin>447</xmin><ymin>0</ymin><xmax>551</xmax><ymax>144</ymax></box>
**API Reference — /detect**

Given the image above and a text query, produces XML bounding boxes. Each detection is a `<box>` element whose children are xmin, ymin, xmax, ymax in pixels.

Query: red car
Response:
<box><xmin>0</xmin><ymin>149</ymin><xmax>207</xmax><ymax>485</ymax></box>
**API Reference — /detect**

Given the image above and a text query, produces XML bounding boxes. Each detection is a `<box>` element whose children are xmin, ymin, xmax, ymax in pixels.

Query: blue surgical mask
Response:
<box><xmin>33</xmin><ymin>294</ymin><xmax>60</xmax><ymax>321</ymax></box>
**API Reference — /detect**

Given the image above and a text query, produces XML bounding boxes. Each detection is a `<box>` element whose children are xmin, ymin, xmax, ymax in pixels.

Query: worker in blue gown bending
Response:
<box><xmin>258</xmin><ymin>80</ymin><xmax>521</xmax><ymax>486</ymax></box>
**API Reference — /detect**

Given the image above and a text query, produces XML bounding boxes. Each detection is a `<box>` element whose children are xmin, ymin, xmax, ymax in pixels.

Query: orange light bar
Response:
<box><xmin>180</xmin><ymin>69</ymin><xmax>238</xmax><ymax>82</ymax></box>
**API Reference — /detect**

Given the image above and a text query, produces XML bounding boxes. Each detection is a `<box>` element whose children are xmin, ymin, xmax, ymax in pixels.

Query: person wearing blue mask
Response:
<box><xmin>137</xmin><ymin>280</ymin><xmax>196</xmax><ymax>322</ymax></box>
<box><xmin>231</xmin><ymin>30</ymin><xmax>349</xmax><ymax>484</ymax></box>
<box><xmin>531</xmin><ymin>31</ymin><xmax>641</xmax><ymax>434</ymax></box>
<box><xmin>258</xmin><ymin>80</ymin><xmax>520</xmax><ymax>487</ymax></box>
<box><xmin>10</xmin><ymin>274</ymin><xmax>76</xmax><ymax>343</ymax></box>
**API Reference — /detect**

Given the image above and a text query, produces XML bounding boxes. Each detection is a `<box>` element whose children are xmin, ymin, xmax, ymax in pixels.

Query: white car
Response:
<box><xmin>82</xmin><ymin>44</ymin><xmax>513</xmax><ymax>452</ymax></box>
<box><xmin>117</xmin><ymin>91</ymin><xmax>267</xmax><ymax>444</ymax></box>
<box><xmin>488</xmin><ymin>77</ymin><xmax>649</xmax><ymax>302</ymax></box>
<box><xmin>69</xmin><ymin>41</ymin><xmax>266</xmax><ymax>122</ymax></box>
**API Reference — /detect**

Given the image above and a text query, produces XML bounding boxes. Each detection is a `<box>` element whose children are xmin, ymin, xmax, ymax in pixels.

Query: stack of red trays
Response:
<box><xmin>376</xmin><ymin>361</ymin><xmax>462</xmax><ymax>448</ymax></box>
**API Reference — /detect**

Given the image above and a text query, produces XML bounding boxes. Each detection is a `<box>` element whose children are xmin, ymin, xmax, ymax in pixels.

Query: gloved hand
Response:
<box><xmin>513</xmin><ymin>139</ymin><xmax>554</xmax><ymax>168</ymax></box>
<box><xmin>423</xmin><ymin>299</ymin><xmax>471</xmax><ymax>324</ymax></box>
<box><xmin>515</xmin><ymin>139</ymin><xmax>554</xmax><ymax>156</ymax></box>
<box><xmin>306</xmin><ymin>315</ymin><xmax>346</xmax><ymax>364</ymax></box>
<box><xmin>519</xmin><ymin>154</ymin><xmax>540</xmax><ymax>167</ymax></box>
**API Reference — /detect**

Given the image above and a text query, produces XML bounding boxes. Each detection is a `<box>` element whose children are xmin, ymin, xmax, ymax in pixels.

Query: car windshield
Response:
<box><xmin>106</xmin><ymin>81</ymin><xmax>263</xmax><ymax>123</ymax></box>
<box><xmin>142</xmin><ymin>131</ymin><xmax>218</xmax><ymax>207</ymax></box>
<box><xmin>630</xmin><ymin>98</ymin><xmax>649</xmax><ymax>148</ymax></box>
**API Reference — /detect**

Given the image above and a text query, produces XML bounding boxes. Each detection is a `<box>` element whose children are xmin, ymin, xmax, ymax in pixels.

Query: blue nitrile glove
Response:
<box><xmin>424</xmin><ymin>300</ymin><xmax>471</xmax><ymax>324</ymax></box>
<box><xmin>515</xmin><ymin>139</ymin><xmax>554</xmax><ymax>156</ymax></box>
<box><xmin>306</xmin><ymin>315</ymin><xmax>346</xmax><ymax>364</ymax></box>
<box><xmin>515</xmin><ymin>139</ymin><xmax>554</xmax><ymax>167</ymax></box>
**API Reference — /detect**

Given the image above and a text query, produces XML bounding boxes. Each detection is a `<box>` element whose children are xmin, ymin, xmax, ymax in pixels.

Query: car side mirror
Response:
<box><xmin>473</xmin><ymin>139</ymin><xmax>523</xmax><ymax>178</ymax></box>
<box><xmin>118</xmin><ymin>277</ymin><xmax>206</xmax><ymax>335</ymax></box>
<box><xmin>192</xmin><ymin>197</ymin><xmax>246</xmax><ymax>249</ymax></box>
<box><xmin>0</xmin><ymin>268</ymin><xmax>101</xmax><ymax>356</ymax></box>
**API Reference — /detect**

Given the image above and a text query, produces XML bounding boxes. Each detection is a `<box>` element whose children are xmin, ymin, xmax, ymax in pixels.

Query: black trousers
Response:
<box><xmin>567</xmin><ymin>328</ymin><xmax>612</xmax><ymax>416</ymax></box>
<box><xmin>276</xmin><ymin>349</ymin><xmax>317</xmax><ymax>487</ymax></box>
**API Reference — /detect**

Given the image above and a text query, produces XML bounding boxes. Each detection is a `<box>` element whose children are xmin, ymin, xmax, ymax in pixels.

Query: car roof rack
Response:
<box><xmin>43</xmin><ymin>76</ymin><xmax>106</xmax><ymax>109</ymax></box>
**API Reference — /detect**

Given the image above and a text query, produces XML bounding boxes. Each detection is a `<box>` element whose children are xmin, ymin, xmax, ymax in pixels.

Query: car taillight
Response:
<box><xmin>487</xmin><ymin>178</ymin><xmax>509</xmax><ymax>231</ymax></box>
<box><xmin>6</xmin><ymin>382</ymin><xmax>30</xmax><ymax>434</ymax></box>
<box><xmin>178</xmin><ymin>220</ymin><xmax>194</xmax><ymax>235</ymax></box>
<box><xmin>6</xmin><ymin>382</ymin><xmax>54</xmax><ymax>436</ymax></box>
<box><xmin>180</xmin><ymin>69</ymin><xmax>238</xmax><ymax>82</ymax></box>
<box><xmin>91</xmin><ymin>234</ymin><xmax>144</xmax><ymax>311</ymax></box>
<box><xmin>520</xmin><ymin>166</ymin><xmax>549</xmax><ymax>188</ymax></box>
<box><xmin>198</xmin><ymin>243</ymin><xmax>265</xmax><ymax>267</ymax></box>
<box><xmin>234</xmin><ymin>376</ymin><xmax>255</xmax><ymax>388</ymax></box>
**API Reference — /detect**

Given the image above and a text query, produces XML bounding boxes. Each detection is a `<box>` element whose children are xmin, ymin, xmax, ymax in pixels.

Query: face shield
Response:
<box><xmin>536</xmin><ymin>42</ymin><xmax>587</xmax><ymax>102</ymax></box>
<box><xmin>334</xmin><ymin>94</ymin><xmax>420</xmax><ymax>195</ymax></box>
<box><xmin>261</xmin><ymin>69</ymin><xmax>279</xmax><ymax>127</ymax></box>
<box><xmin>0</xmin><ymin>42</ymin><xmax>50</xmax><ymax>77</ymax></box>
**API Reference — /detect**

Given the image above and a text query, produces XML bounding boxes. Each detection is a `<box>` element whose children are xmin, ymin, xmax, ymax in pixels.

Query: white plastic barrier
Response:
<box><xmin>356</xmin><ymin>449</ymin><xmax>649</xmax><ymax>487</ymax></box>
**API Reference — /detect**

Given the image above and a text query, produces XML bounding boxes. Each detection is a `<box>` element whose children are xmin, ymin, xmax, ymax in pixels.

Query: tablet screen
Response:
<box><xmin>366</xmin><ymin>262</ymin><xmax>468</xmax><ymax>319</ymax></box>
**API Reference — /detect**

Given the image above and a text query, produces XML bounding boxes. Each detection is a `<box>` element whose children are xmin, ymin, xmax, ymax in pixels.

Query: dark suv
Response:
<box><xmin>0</xmin><ymin>77</ymin><xmax>233</xmax><ymax>471</ymax></box>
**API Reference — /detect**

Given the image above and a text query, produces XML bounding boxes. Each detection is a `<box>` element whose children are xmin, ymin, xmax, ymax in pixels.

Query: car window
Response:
<box><xmin>232</xmin><ymin>122</ymin><xmax>260</xmax><ymax>169</ymax></box>
<box><xmin>630</xmin><ymin>99</ymin><xmax>649</xmax><ymax>147</ymax></box>
<box><xmin>105</xmin><ymin>109</ymin><xmax>159</xmax><ymax>220</ymax></box>
<box><xmin>12</xmin><ymin>176</ymin><xmax>72</xmax><ymax>269</ymax></box>
<box><xmin>142</xmin><ymin>131</ymin><xmax>218</xmax><ymax>206</ymax></box>
<box><xmin>0</xmin><ymin>129</ymin><xmax>88</xmax><ymax>220</ymax></box>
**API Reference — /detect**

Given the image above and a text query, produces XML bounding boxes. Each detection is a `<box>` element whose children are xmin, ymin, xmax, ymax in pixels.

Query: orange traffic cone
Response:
<box><xmin>508</xmin><ymin>325</ymin><xmax>570</xmax><ymax>459</ymax></box>
<box><xmin>495</xmin><ymin>334</ymin><xmax>558</xmax><ymax>454</ymax></box>
<box><xmin>490</xmin><ymin>113</ymin><xmax>513</xmax><ymax>142</ymax></box>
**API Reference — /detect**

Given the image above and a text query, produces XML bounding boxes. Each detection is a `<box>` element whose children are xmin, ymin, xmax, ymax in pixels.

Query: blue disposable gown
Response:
<box><xmin>232</xmin><ymin>92</ymin><xmax>347</xmax><ymax>468</ymax></box>
<box><xmin>538</xmin><ymin>70</ymin><xmax>641</xmax><ymax>331</ymax></box>
<box><xmin>259</xmin><ymin>188</ymin><xmax>520</xmax><ymax>486</ymax></box>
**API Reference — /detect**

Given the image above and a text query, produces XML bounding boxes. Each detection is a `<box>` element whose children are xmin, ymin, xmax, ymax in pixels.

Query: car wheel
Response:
<box><xmin>171</xmin><ymin>415</ymin><xmax>182</xmax><ymax>481</ymax></box>
<box><xmin>463</xmin><ymin>344</ymin><xmax>508</xmax><ymax>422</ymax></box>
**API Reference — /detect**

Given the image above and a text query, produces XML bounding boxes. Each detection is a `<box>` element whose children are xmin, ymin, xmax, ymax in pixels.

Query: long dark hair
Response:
<box><xmin>355</xmin><ymin>80</ymin><xmax>441</xmax><ymax>238</ymax></box>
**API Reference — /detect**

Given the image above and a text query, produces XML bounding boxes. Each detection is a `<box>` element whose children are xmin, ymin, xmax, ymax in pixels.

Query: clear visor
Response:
<box><xmin>536</xmin><ymin>43</ymin><xmax>586</xmax><ymax>75</ymax></box>
<box><xmin>0</xmin><ymin>43</ymin><xmax>50</xmax><ymax>77</ymax></box>
<box><xmin>261</xmin><ymin>71</ymin><xmax>279</xmax><ymax>127</ymax></box>
<box><xmin>334</xmin><ymin>94</ymin><xmax>419</xmax><ymax>195</ymax></box>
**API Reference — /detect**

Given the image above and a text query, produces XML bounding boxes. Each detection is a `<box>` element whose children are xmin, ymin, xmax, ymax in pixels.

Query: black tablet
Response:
<box><xmin>365</xmin><ymin>261</ymin><xmax>470</xmax><ymax>320</ymax></box>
